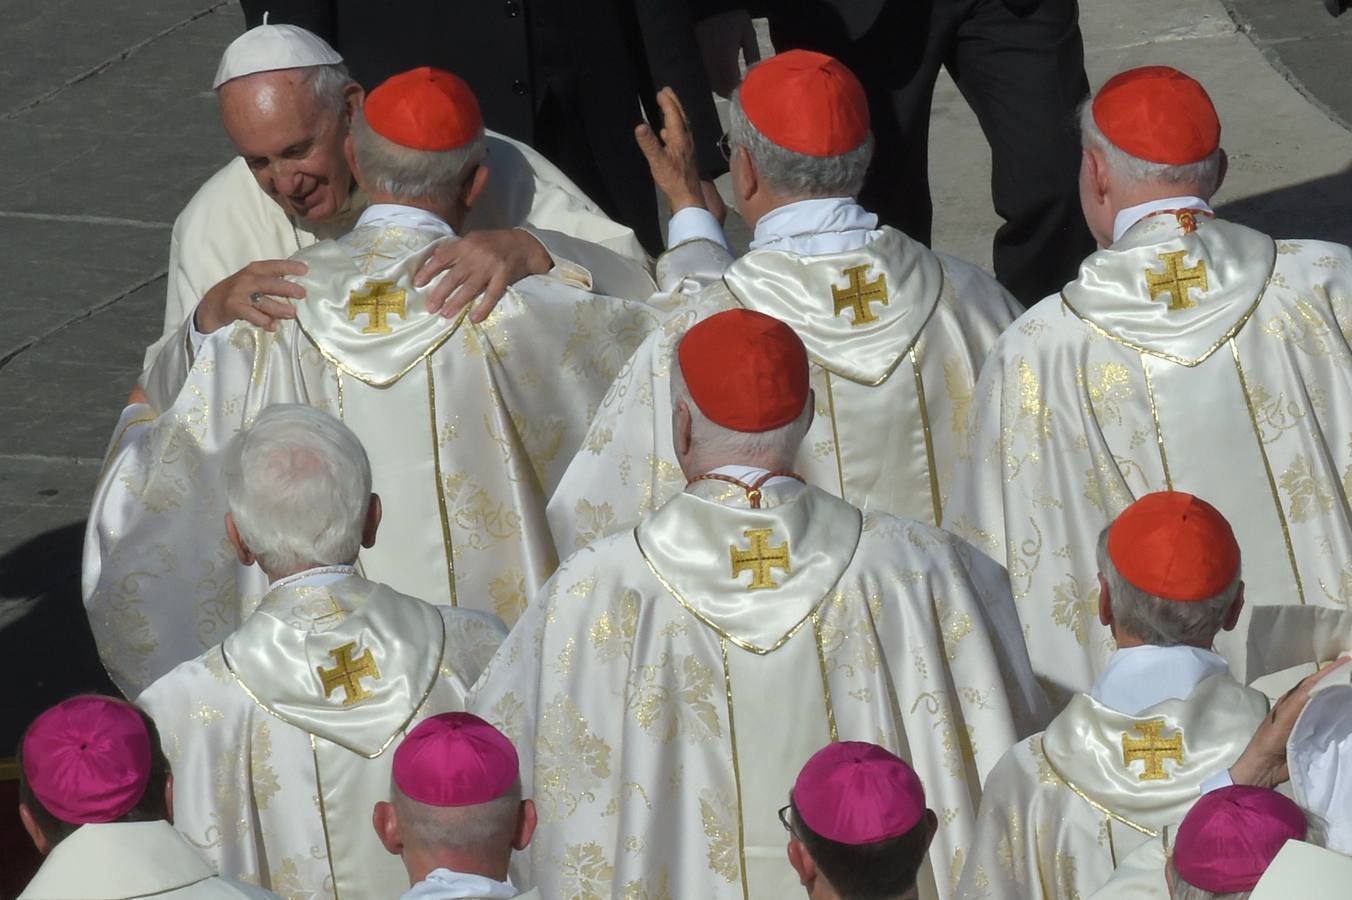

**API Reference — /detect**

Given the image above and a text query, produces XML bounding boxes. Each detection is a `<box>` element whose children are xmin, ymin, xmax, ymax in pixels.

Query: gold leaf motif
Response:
<box><xmin>573</xmin><ymin>499</ymin><xmax>618</xmax><ymax>549</ymax></box>
<box><xmin>935</xmin><ymin>599</ymin><xmax>974</xmax><ymax>661</ymax></box>
<box><xmin>488</xmin><ymin>571</ymin><xmax>527</xmax><ymax>624</ymax></box>
<box><xmin>944</xmin><ymin>357</ymin><xmax>974</xmax><ymax>437</ymax></box>
<box><xmin>699</xmin><ymin>789</ymin><xmax>741</xmax><ymax>884</ymax></box>
<box><xmin>620</xmin><ymin>869</ymin><xmax>672</xmax><ymax>900</ymax></box>
<box><xmin>557</xmin><ymin>841</ymin><xmax>615</xmax><ymax>899</ymax></box>
<box><xmin>627</xmin><ymin>654</ymin><xmax>723</xmax><ymax>744</ymax></box>
<box><xmin>590</xmin><ymin>589</ymin><xmax>639</xmax><ymax>662</ymax></box>
<box><xmin>250</xmin><ymin>720</ymin><xmax>281</xmax><ymax>811</ymax></box>
<box><xmin>584</xmin><ymin>427</ymin><xmax>615</xmax><ymax>454</ymax></box>
<box><xmin>1051</xmin><ymin>575</ymin><xmax>1099</xmax><ymax>647</ymax></box>
<box><xmin>536</xmin><ymin>695</ymin><xmax>612</xmax><ymax>822</ymax></box>
<box><xmin>1279</xmin><ymin>455</ymin><xmax>1334</xmax><ymax>523</ymax></box>
<box><xmin>1084</xmin><ymin>362</ymin><xmax>1133</xmax><ymax>427</ymax></box>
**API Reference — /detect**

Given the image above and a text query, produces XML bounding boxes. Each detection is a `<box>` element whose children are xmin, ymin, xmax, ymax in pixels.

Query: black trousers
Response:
<box><xmin>771</xmin><ymin>0</ymin><xmax>1096</xmax><ymax>305</ymax></box>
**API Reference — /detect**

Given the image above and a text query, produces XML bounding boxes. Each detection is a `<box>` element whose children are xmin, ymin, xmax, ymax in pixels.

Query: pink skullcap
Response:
<box><xmin>1173</xmin><ymin>786</ymin><xmax>1306</xmax><ymax>892</ymax></box>
<box><xmin>21</xmin><ymin>696</ymin><xmax>153</xmax><ymax>825</ymax></box>
<box><xmin>792</xmin><ymin>742</ymin><xmax>925</xmax><ymax>844</ymax></box>
<box><xmin>394</xmin><ymin>713</ymin><xmax>518</xmax><ymax>807</ymax></box>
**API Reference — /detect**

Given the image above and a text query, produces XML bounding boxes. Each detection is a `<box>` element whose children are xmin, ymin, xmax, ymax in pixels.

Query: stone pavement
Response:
<box><xmin>0</xmin><ymin>0</ymin><xmax>1349</xmax><ymax>755</ymax></box>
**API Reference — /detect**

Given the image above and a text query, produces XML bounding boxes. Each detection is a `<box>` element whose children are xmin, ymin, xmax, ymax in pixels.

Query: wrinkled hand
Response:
<box><xmin>195</xmin><ymin>259</ymin><xmax>308</xmax><ymax>334</ymax></box>
<box><xmin>1230</xmin><ymin>655</ymin><xmax>1351</xmax><ymax>789</ymax></box>
<box><xmin>701</xmin><ymin>180</ymin><xmax>728</xmax><ymax>226</ymax></box>
<box><xmin>635</xmin><ymin>87</ymin><xmax>705</xmax><ymax>214</ymax></box>
<box><xmin>414</xmin><ymin>229</ymin><xmax>553</xmax><ymax>323</ymax></box>
<box><xmin>695</xmin><ymin>9</ymin><xmax>762</xmax><ymax>98</ymax></box>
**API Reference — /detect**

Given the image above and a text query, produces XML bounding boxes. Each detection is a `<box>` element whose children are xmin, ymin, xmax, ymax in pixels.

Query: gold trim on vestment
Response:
<box><xmin>811</xmin><ymin>611</ymin><xmax>838</xmax><ymax>743</ymax></box>
<box><xmin>910</xmin><ymin>345</ymin><xmax>943</xmax><ymax>525</ymax></box>
<box><xmin>720</xmin><ymin>639</ymin><xmax>751</xmax><ymax>899</ymax></box>
<box><xmin>1140</xmin><ymin>355</ymin><xmax>1174</xmax><ymax>491</ymax></box>
<box><xmin>1041</xmin><ymin>748</ymin><xmax>1158</xmax><ymax>838</ymax></box>
<box><xmin>1231</xmin><ymin>341</ymin><xmax>1307</xmax><ymax>606</ymax></box>
<box><xmin>1106</xmin><ymin>815</ymin><xmax>1119</xmax><ymax>868</ymax></box>
<box><xmin>295</xmin><ymin>303</ymin><xmax>471</xmax><ymax>388</ymax></box>
<box><xmin>633</xmin><ymin>507</ymin><xmax>864</xmax><ymax>655</ymax></box>
<box><xmin>98</xmin><ymin>412</ymin><xmax>158</xmax><ymax>483</ymax></box>
<box><xmin>823</xmin><ymin>370</ymin><xmax>847</xmax><ymax>499</ymax></box>
<box><xmin>309</xmin><ymin>734</ymin><xmax>340</xmax><ymax>900</ymax></box>
<box><xmin>426</xmin><ymin>359</ymin><xmax>458</xmax><ymax>606</ymax></box>
<box><xmin>0</xmin><ymin>757</ymin><xmax>19</xmax><ymax>781</ymax></box>
<box><xmin>335</xmin><ymin>370</ymin><xmax>345</xmax><ymax>420</ymax></box>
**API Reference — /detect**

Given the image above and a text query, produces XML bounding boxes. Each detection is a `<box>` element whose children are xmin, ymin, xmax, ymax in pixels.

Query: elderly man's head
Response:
<box><xmin>725</xmin><ymin>50</ymin><xmax>875</xmax><ymax>227</ymax></box>
<box><xmin>215</xmin><ymin>25</ymin><xmax>363</xmax><ymax>223</ymax></box>
<box><xmin>669</xmin><ymin>309</ymin><xmax>814</xmax><ymax>480</ymax></box>
<box><xmin>1078</xmin><ymin>66</ymin><xmax>1228</xmax><ymax>246</ymax></box>
<box><xmin>1096</xmin><ymin>492</ymin><xmax>1244</xmax><ymax>649</ymax></box>
<box><xmin>222</xmin><ymin>404</ymin><xmax>378</xmax><ymax>579</ymax></box>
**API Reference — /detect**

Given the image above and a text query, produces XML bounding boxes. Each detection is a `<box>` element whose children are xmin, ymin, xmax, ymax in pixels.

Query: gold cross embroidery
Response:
<box><xmin>729</xmin><ymin>528</ymin><xmax>791</xmax><ymax>590</ymax></box>
<box><xmin>347</xmin><ymin>279</ymin><xmax>407</xmax><ymax>334</ymax></box>
<box><xmin>1121</xmin><ymin>719</ymin><xmax>1184</xmax><ymax>781</ymax></box>
<box><xmin>316</xmin><ymin>642</ymin><xmax>381</xmax><ymax>705</ymax></box>
<box><xmin>831</xmin><ymin>265</ymin><xmax>889</xmax><ymax>326</ymax></box>
<box><xmin>1145</xmin><ymin>251</ymin><xmax>1209</xmax><ymax>311</ymax></box>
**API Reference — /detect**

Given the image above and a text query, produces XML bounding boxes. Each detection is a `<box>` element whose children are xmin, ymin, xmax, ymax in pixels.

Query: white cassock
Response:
<box><xmin>138</xmin><ymin>567</ymin><xmax>506</xmax><ymax>899</ymax></box>
<box><xmin>141</xmin><ymin>130</ymin><xmax>653</xmax><ymax>408</ymax></box>
<box><xmin>85</xmin><ymin>203</ymin><xmax>659</xmax><ymax>696</ymax></box>
<box><xmin>472</xmin><ymin>471</ymin><xmax>1048</xmax><ymax>900</ymax></box>
<box><xmin>399</xmin><ymin>869</ymin><xmax>542</xmax><ymax>900</ymax></box>
<box><xmin>955</xmin><ymin>644</ymin><xmax>1269</xmax><ymax>900</ymax></box>
<box><xmin>946</xmin><ymin>199</ymin><xmax>1352</xmax><ymax>698</ymax></box>
<box><xmin>18</xmin><ymin>821</ymin><xmax>279</xmax><ymax>900</ymax></box>
<box><xmin>546</xmin><ymin>198</ymin><xmax>1021</xmax><ymax>553</ymax></box>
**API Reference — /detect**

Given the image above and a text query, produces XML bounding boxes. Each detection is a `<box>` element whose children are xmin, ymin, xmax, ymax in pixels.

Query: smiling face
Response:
<box><xmin>218</xmin><ymin>68</ymin><xmax>359</xmax><ymax>223</ymax></box>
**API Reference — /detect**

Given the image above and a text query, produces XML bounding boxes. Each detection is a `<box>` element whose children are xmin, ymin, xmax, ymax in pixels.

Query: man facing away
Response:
<box><xmin>374</xmin><ymin>712</ymin><xmax>541</xmax><ymax>900</ymax></box>
<box><xmin>472</xmin><ymin>309</ymin><xmax>1046</xmax><ymax>900</ymax></box>
<box><xmin>84</xmin><ymin>67</ymin><xmax>660</xmax><ymax>696</ymax></box>
<box><xmin>547</xmin><ymin>49</ymin><xmax>1021</xmax><ymax>552</ymax></box>
<box><xmin>946</xmin><ymin>66</ymin><xmax>1352</xmax><ymax>698</ymax></box>
<box><xmin>956</xmin><ymin>492</ymin><xmax>1270</xmax><ymax>899</ymax></box>
<box><xmin>17</xmin><ymin>696</ymin><xmax>279</xmax><ymax>900</ymax></box>
<box><xmin>137</xmin><ymin>405</ymin><xmax>507</xmax><ymax>897</ymax></box>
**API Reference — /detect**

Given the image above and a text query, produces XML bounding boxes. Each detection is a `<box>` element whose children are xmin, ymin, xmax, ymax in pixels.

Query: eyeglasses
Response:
<box><xmin>778</xmin><ymin>804</ymin><xmax>794</xmax><ymax>834</ymax></box>
<box><xmin>718</xmin><ymin>132</ymin><xmax>732</xmax><ymax>161</ymax></box>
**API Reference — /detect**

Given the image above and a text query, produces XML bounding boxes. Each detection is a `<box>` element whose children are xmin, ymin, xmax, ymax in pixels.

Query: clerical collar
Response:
<box><xmin>1112</xmin><ymin>196</ymin><xmax>1213</xmax><ymax>245</ymax></box>
<box><xmin>356</xmin><ymin>202</ymin><xmax>457</xmax><ymax>238</ymax></box>
<box><xmin>397</xmin><ymin>867</ymin><xmax>519</xmax><ymax>900</ymax></box>
<box><xmin>688</xmin><ymin>464</ymin><xmax>804</xmax><ymax>508</ymax></box>
<box><xmin>1090</xmin><ymin>644</ymin><xmax>1230</xmax><ymax>715</ymax></box>
<box><xmin>750</xmin><ymin>197</ymin><xmax>880</xmax><ymax>254</ymax></box>
<box><xmin>269</xmin><ymin>564</ymin><xmax>357</xmax><ymax>591</ymax></box>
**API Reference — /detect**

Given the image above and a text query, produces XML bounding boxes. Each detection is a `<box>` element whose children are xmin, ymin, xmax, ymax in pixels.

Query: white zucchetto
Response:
<box><xmin>213</xmin><ymin>23</ymin><xmax>344</xmax><ymax>90</ymax></box>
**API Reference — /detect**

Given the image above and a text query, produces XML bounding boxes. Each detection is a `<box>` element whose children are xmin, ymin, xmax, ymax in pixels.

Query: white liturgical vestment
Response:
<box><xmin>142</xmin><ymin>130</ymin><xmax>653</xmax><ymax>408</ymax></box>
<box><xmin>955</xmin><ymin>646</ymin><xmax>1268</xmax><ymax>900</ymax></box>
<box><xmin>946</xmin><ymin>207</ymin><xmax>1352</xmax><ymax>697</ymax></box>
<box><xmin>84</xmin><ymin>204</ymin><xmax>659</xmax><ymax>696</ymax></box>
<box><xmin>138</xmin><ymin>569</ymin><xmax>506</xmax><ymax>900</ymax></box>
<box><xmin>546</xmin><ymin>199</ymin><xmax>1021</xmax><ymax>553</ymax></box>
<box><xmin>19</xmin><ymin>821</ymin><xmax>279</xmax><ymax>900</ymax></box>
<box><xmin>472</xmin><ymin>475</ymin><xmax>1047</xmax><ymax>900</ymax></box>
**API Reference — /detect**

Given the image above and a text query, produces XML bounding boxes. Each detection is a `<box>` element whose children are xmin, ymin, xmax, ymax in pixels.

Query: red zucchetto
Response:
<box><xmin>1092</xmin><ymin>66</ymin><xmax>1220</xmax><ymax>165</ymax></box>
<box><xmin>792</xmin><ymin>741</ymin><xmax>926</xmax><ymax>844</ymax></box>
<box><xmin>364</xmin><ymin>67</ymin><xmax>483</xmax><ymax>151</ymax></box>
<box><xmin>1107</xmin><ymin>491</ymin><xmax>1240</xmax><ymax>601</ymax></box>
<box><xmin>739</xmin><ymin>50</ymin><xmax>870</xmax><ymax>157</ymax></box>
<box><xmin>393</xmin><ymin>713</ymin><xmax>518</xmax><ymax>807</ymax></box>
<box><xmin>677</xmin><ymin>309</ymin><xmax>810</xmax><ymax>433</ymax></box>
<box><xmin>1173</xmin><ymin>785</ymin><xmax>1305</xmax><ymax>893</ymax></box>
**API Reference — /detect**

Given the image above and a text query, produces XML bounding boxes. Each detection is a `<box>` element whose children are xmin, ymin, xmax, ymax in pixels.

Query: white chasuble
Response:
<box><xmin>137</xmin><ymin>573</ymin><xmax>506</xmax><ymax>900</ymax></box>
<box><xmin>547</xmin><ymin>226</ymin><xmax>1021</xmax><ymax>553</ymax></box>
<box><xmin>955</xmin><ymin>673</ymin><xmax>1267</xmax><ymax>900</ymax></box>
<box><xmin>142</xmin><ymin>130</ymin><xmax>653</xmax><ymax>408</ymax></box>
<box><xmin>946</xmin><ymin>214</ymin><xmax>1352</xmax><ymax>698</ymax></box>
<box><xmin>471</xmin><ymin>479</ymin><xmax>1047</xmax><ymax>900</ymax></box>
<box><xmin>85</xmin><ymin>217</ymin><xmax>660</xmax><ymax>696</ymax></box>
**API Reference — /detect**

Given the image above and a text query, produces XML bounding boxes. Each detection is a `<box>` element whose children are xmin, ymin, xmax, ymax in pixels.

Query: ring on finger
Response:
<box><xmin>249</xmin><ymin>291</ymin><xmax>265</xmax><ymax>306</ymax></box>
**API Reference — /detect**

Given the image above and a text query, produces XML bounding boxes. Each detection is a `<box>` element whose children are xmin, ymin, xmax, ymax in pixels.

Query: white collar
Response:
<box><xmin>356</xmin><ymin>202</ymin><xmax>457</xmax><ymax>237</ymax></box>
<box><xmin>749</xmin><ymin>197</ymin><xmax>880</xmax><ymax>253</ymax></box>
<box><xmin>398</xmin><ymin>868</ymin><xmax>518</xmax><ymax>900</ymax></box>
<box><xmin>702</xmin><ymin>464</ymin><xmax>798</xmax><ymax>489</ymax></box>
<box><xmin>1112</xmin><ymin>195</ymin><xmax>1213</xmax><ymax>244</ymax></box>
<box><xmin>1090</xmin><ymin>644</ymin><xmax>1231</xmax><ymax>715</ymax></box>
<box><xmin>268</xmin><ymin>564</ymin><xmax>357</xmax><ymax>591</ymax></box>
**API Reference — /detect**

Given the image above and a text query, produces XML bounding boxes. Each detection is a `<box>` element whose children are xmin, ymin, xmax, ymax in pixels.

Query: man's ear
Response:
<box><xmin>372</xmin><ymin>801</ymin><xmax>402</xmax><ymax>856</ymax></box>
<box><xmin>1097</xmin><ymin>572</ymin><xmax>1114</xmax><ymax>628</ymax></box>
<box><xmin>673</xmin><ymin>400</ymin><xmax>694</xmax><ymax>461</ymax></box>
<box><xmin>1212</xmin><ymin>148</ymin><xmax>1229</xmax><ymax>198</ymax></box>
<box><xmin>341</xmin><ymin>82</ymin><xmax>365</xmax><ymax>125</ymax></box>
<box><xmin>514</xmin><ymin>798</ymin><xmax>538</xmax><ymax>851</ymax></box>
<box><xmin>344</xmin><ymin>133</ymin><xmax>362</xmax><ymax>185</ymax></box>
<box><xmin>786</xmin><ymin>838</ymin><xmax>817</xmax><ymax>888</ymax></box>
<box><xmin>922</xmin><ymin>809</ymin><xmax>938</xmax><ymax>854</ymax></box>
<box><xmin>19</xmin><ymin>803</ymin><xmax>50</xmax><ymax>856</ymax></box>
<box><xmin>1085</xmin><ymin>147</ymin><xmax>1111</xmax><ymax>201</ymax></box>
<box><xmin>362</xmin><ymin>494</ymin><xmax>382</xmax><ymax>549</ymax></box>
<box><xmin>1221</xmin><ymin>583</ymin><xmax>1245</xmax><ymax>633</ymax></box>
<box><xmin>165</xmin><ymin>774</ymin><xmax>175</xmax><ymax>825</ymax></box>
<box><xmin>732</xmin><ymin>145</ymin><xmax>757</xmax><ymax>205</ymax></box>
<box><xmin>225</xmin><ymin>513</ymin><xmax>256</xmax><ymax>567</ymax></box>
<box><xmin>460</xmin><ymin>164</ymin><xmax>491</xmax><ymax>212</ymax></box>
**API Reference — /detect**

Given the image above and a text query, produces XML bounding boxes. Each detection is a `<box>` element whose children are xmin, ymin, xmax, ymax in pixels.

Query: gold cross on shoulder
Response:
<box><xmin>1121</xmin><ymin>719</ymin><xmax>1184</xmax><ymax>781</ymax></box>
<box><xmin>317</xmin><ymin>641</ymin><xmax>381</xmax><ymax>705</ymax></box>
<box><xmin>831</xmin><ymin>265</ymin><xmax>889</xmax><ymax>327</ymax></box>
<box><xmin>1145</xmin><ymin>251</ymin><xmax>1209</xmax><ymax>311</ymax></box>
<box><xmin>348</xmin><ymin>279</ymin><xmax>407</xmax><ymax>334</ymax></box>
<box><xmin>729</xmin><ymin>527</ymin><xmax>791</xmax><ymax>591</ymax></box>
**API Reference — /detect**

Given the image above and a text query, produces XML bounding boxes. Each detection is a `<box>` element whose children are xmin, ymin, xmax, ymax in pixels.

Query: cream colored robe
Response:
<box><xmin>946</xmin><ymin>214</ymin><xmax>1352</xmax><ymax>698</ymax></box>
<box><xmin>85</xmin><ymin>215</ymin><xmax>660</xmax><ymax>696</ymax></box>
<box><xmin>143</xmin><ymin>130</ymin><xmax>653</xmax><ymax>408</ymax></box>
<box><xmin>955</xmin><ymin>672</ymin><xmax>1268</xmax><ymax>900</ymax></box>
<box><xmin>545</xmin><ymin>227</ymin><xmax>1021</xmax><ymax>553</ymax></box>
<box><xmin>137</xmin><ymin>572</ymin><xmax>506</xmax><ymax>900</ymax></box>
<box><xmin>472</xmin><ymin>479</ymin><xmax>1047</xmax><ymax>900</ymax></box>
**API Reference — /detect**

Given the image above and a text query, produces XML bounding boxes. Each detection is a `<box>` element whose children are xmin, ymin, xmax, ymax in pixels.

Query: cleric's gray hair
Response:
<box><xmin>392</xmin><ymin>778</ymin><xmax>522</xmax><ymax>854</ymax></box>
<box><xmin>1165</xmin><ymin>813</ymin><xmax>1325</xmax><ymax>900</ymax></box>
<box><xmin>1079</xmin><ymin>100</ymin><xmax>1223</xmax><ymax>195</ymax></box>
<box><xmin>299</xmin><ymin>63</ymin><xmax>355</xmax><ymax>115</ymax></box>
<box><xmin>223</xmin><ymin>404</ymin><xmax>372</xmax><ymax>575</ymax></box>
<box><xmin>1096</xmin><ymin>524</ymin><xmax>1240</xmax><ymax>647</ymax></box>
<box><xmin>728</xmin><ymin>82</ymin><xmax>874</xmax><ymax>198</ymax></box>
<box><xmin>351</xmin><ymin>109</ymin><xmax>487</xmax><ymax>206</ymax></box>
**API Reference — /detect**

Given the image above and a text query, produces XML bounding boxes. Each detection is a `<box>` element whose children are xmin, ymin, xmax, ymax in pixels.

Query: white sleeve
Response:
<box><xmin>666</xmin><ymin>207</ymin><xmax>731</xmax><ymax>252</ymax></box>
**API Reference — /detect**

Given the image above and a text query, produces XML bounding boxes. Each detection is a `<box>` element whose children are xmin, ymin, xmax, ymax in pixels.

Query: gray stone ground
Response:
<box><xmin>0</xmin><ymin>0</ymin><xmax>1349</xmax><ymax>752</ymax></box>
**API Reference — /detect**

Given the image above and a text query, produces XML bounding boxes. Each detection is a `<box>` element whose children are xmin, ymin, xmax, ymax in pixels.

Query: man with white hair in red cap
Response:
<box><xmin>946</xmin><ymin>66</ymin><xmax>1352</xmax><ymax>699</ymax></box>
<box><xmin>472</xmin><ymin>308</ymin><xmax>1046</xmax><ymax>900</ymax></box>
<box><xmin>139</xmin><ymin>21</ymin><xmax>653</xmax><ymax>410</ymax></box>
<box><xmin>546</xmin><ymin>50</ymin><xmax>1021</xmax><ymax>553</ymax></box>
<box><xmin>84</xmin><ymin>67</ymin><xmax>660</xmax><ymax>696</ymax></box>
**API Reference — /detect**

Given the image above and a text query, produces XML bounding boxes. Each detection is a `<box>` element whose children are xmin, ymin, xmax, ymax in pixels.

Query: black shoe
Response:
<box><xmin>1326</xmin><ymin>0</ymin><xmax>1344</xmax><ymax>17</ymax></box>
